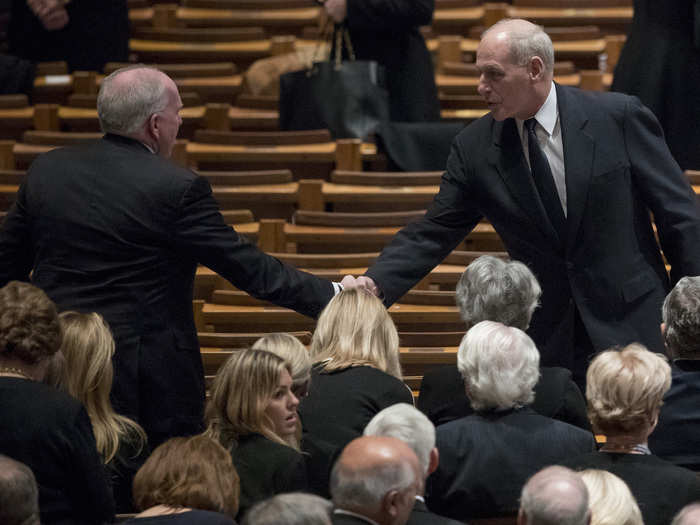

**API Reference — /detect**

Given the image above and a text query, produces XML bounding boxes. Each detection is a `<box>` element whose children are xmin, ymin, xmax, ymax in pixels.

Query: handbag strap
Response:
<box><xmin>331</xmin><ymin>22</ymin><xmax>356</xmax><ymax>68</ymax></box>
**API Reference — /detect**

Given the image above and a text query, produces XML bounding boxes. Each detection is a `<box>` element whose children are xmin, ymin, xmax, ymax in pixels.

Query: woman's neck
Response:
<box><xmin>137</xmin><ymin>505</ymin><xmax>191</xmax><ymax>517</ymax></box>
<box><xmin>0</xmin><ymin>358</ymin><xmax>45</xmax><ymax>381</ymax></box>
<box><xmin>600</xmin><ymin>430</ymin><xmax>652</xmax><ymax>454</ymax></box>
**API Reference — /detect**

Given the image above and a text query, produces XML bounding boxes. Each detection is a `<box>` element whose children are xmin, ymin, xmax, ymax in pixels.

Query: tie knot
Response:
<box><xmin>525</xmin><ymin>118</ymin><xmax>538</xmax><ymax>133</ymax></box>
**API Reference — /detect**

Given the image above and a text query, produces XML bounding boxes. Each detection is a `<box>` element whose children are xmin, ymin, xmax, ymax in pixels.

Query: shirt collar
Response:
<box><xmin>333</xmin><ymin>509</ymin><xmax>381</xmax><ymax>525</ymax></box>
<box><xmin>516</xmin><ymin>81</ymin><xmax>558</xmax><ymax>137</ymax></box>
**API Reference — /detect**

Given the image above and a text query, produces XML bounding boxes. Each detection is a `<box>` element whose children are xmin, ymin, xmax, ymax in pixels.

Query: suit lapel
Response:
<box><xmin>557</xmin><ymin>84</ymin><xmax>595</xmax><ymax>254</ymax></box>
<box><xmin>488</xmin><ymin>118</ymin><xmax>561</xmax><ymax>246</ymax></box>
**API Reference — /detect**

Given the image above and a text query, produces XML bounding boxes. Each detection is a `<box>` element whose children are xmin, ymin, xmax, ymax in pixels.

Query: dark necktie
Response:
<box><xmin>525</xmin><ymin>118</ymin><xmax>566</xmax><ymax>240</ymax></box>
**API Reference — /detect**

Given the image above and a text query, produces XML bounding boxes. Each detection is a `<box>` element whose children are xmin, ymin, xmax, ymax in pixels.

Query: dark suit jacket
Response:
<box><xmin>425</xmin><ymin>407</ymin><xmax>596</xmax><ymax>521</ymax></box>
<box><xmin>0</xmin><ymin>134</ymin><xmax>335</xmax><ymax>444</ymax></box>
<box><xmin>418</xmin><ymin>364</ymin><xmax>590</xmax><ymax>430</ymax></box>
<box><xmin>366</xmin><ymin>85</ymin><xmax>700</xmax><ymax>372</ymax></box>
<box><xmin>331</xmin><ymin>512</ymin><xmax>376</xmax><ymax>525</ymax></box>
<box><xmin>407</xmin><ymin>499</ymin><xmax>464</xmax><ymax>525</ymax></box>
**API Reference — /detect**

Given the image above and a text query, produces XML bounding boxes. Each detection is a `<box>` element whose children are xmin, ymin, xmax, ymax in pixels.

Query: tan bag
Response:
<box><xmin>242</xmin><ymin>44</ymin><xmax>328</xmax><ymax>96</ymax></box>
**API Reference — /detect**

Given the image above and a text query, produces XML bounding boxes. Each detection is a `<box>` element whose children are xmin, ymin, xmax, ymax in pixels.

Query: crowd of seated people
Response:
<box><xmin>4</xmin><ymin>257</ymin><xmax>700</xmax><ymax>524</ymax></box>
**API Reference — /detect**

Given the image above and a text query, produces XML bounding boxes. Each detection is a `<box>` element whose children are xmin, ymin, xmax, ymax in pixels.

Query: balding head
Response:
<box><xmin>97</xmin><ymin>65</ymin><xmax>182</xmax><ymax>157</ymax></box>
<box><xmin>481</xmin><ymin>19</ymin><xmax>554</xmax><ymax>74</ymax></box>
<box><xmin>519</xmin><ymin>466</ymin><xmax>590</xmax><ymax>525</ymax></box>
<box><xmin>672</xmin><ymin>503</ymin><xmax>700</xmax><ymax>525</ymax></box>
<box><xmin>331</xmin><ymin>436</ymin><xmax>420</xmax><ymax>525</ymax></box>
<box><xmin>0</xmin><ymin>455</ymin><xmax>39</xmax><ymax>525</ymax></box>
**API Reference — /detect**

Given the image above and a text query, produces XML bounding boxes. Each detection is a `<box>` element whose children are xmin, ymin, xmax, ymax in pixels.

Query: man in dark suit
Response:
<box><xmin>348</xmin><ymin>19</ymin><xmax>700</xmax><ymax>383</ymax></box>
<box><xmin>364</xmin><ymin>404</ymin><xmax>464</xmax><ymax>525</ymax></box>
<box><xmin>330</xmin><ymin>436</ymin><xmax>421</xmax><ymax>525</ymax></box>
<box><xmin>0</xmin><ymin>65</ymin><xmax>338</xmax><ymax>445</ymax></box>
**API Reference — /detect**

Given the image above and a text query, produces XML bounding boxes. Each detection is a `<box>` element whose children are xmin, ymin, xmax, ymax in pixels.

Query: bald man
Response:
<box><xmin>330</xmin><ymin>436</ymin><xmax>421</xmax><ymax>525</ymax></box>
<box><xmin>0</xmin><ymin>65</ymin><xmax>337</xmax><ymax>445</ymax></box>
<box><xmin>518</xmin><ymin>466</ymin><xmax>590</xmax><ymax>525</ymax></box>
<box><xmin>672</xmin><ymin>503</ymin><xmax>700</xmax><ymax>525</ymax></box>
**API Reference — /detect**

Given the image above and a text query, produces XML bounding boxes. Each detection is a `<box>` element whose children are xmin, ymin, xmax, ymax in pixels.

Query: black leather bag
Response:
<box><xmin>279</xmin><ymin>23</ymin><xmax>389</xmax><ymax>140</ymax></box>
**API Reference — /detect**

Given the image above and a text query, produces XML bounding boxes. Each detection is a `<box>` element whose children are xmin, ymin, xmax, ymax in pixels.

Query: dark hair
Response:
<box><xmin>0</xmin><ymin>281</ymin><xmax>61</xmax><ymax>364</ymax></box>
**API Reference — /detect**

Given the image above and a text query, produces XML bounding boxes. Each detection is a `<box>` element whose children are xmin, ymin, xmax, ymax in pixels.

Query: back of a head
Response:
<box><xmin>482</xmin><ymin>18</ymin><xmax>555</xmax><ymax>74</ymax></box>
<box><xmin>672</xmin><ymin>503</ymin><xmax>700</xmax><ymax>525</ymax></box>
<box><xmin>457</xmin><ymin>320</ymin><xmax>540</xmax><ymax>411</ymax></box>
<box><xmin>243</xmin><ymin>493</ymin><xmax>332</xmax><ymax>525</ymax></box>
<box><xmin>520</xmin><ymin>466</ymin><xmax>590</xmax><ymax>525</ymax></box>
<box><xmin>363</xmin><ymin>403</ymin><xmax>435</xmax><ymax>478</ymax></box>
<box><xmin>252</xmin><ymin>333</ymin><xmax>311</xmax><ymax>393</ymax></box>
<box><xmin>662</xmin><ymin>276</ymin><xmax>700</xmax><ymax>358</ymax></box>
<box><xmin>456</xmin><ymin>255</ymin><xmax>541</xmax><ymax>330</ymax></box>
<box><xmin>133</xmin><ymin>435</ymin><xmax>239</xmax><ymax>518</ymax></box>
<box><xmin>97</xmin><ymin>65</ymin><xmax>169</xmax><ymax>136</ymax></box>
<box><xmin>579</xmin><ymin>469</ymin><xmax>642</xmax><ymax>525</ymax></box>
<box><xmin>0</xmin><ymin>455</ymin><xmax>40</xmax><ymax>525</ymax></box>
<box><xmin>0</xmin><ymin>281</ymin><xmax>61</xmax><ymax>365</ymax></box>
<box><xmin>310</xmin><ymin>288</ymin><xmax>402</xmax><ymax>379</ymax></box>
<box><xmin>585</xmin><ymin>343</ymin><xmax>671</xmax><ymax>435</ymax></box>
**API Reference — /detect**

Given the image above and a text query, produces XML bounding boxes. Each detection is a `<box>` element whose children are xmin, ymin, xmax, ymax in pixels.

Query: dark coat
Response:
<box><xmin>366</xmin><ymin>85</ymin><xmax>700</xmax><ymax>376</ymax></box>
<box><xmin>0</xmin><ymin>134</ymin><xmax>334</xmax><ymax>444</ymax></box>
<box><xmin>407</xmin><ymin>498</ymin><xmax>464</xmax><ymax>525</ymax></box>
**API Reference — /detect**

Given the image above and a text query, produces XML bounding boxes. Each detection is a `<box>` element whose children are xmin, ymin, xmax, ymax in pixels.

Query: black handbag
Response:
<box><xmin>279</xmin><ymin>23</ymin><xmax>390</xmax><ymax>140</ymax></box>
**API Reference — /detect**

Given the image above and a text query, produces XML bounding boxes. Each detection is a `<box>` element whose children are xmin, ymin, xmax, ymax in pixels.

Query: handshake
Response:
<box><xmin>339</xmin><ymin>275</ymin><xmax>381</xmax><ymax>297</ymax></box>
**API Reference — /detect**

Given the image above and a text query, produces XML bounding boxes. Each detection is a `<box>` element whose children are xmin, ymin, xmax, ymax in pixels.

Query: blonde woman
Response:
<box><xmin>579</xmin><ymin>469</ymin><xmax>643</xmax><ymax>525</ymax></box>
<box><xmin>298</xmin><ymin>288</ymin><xmax>413</xmax><ymax>496</ymax></box>
<box><xmin>58</xmin><ymin>311</ymin><xmax>148</xmax><ymax>513</ymax></box>
<box><xmin>252</xmin><ymin>333</ymin><xmax>311</xmax><ymax>398</ymax></box>
<box><xmin>205</xmin><ymin>348</ymin><xmax>306</xmax><ymax>519</ymax></box>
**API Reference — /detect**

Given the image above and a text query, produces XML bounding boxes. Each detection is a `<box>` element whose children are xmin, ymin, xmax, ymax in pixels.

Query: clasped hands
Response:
<box><xmin>340</xmin><ymin>275</ymin><xmax>381</xmax><ymax>297</ymax></box>
<box><xmin>27</xmin><ymin>0</ymin><xmax>69</xmax><ymax>31</ymax></box>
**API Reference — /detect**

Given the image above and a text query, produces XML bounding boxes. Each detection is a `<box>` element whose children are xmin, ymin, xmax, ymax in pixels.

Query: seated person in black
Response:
<box><xmin>127</xmin><ymin>434</ymin><xmax>238</xmax><ymax>524</ymax></box>
<box><xmin>205</xmin><ymin>349</ymin><xmax>307</xmax><ymax>520</ymax></box>
<box><xmin>426</xmin><ymin>321</ymin><xmax>595</xmax><ymax>521</ymax></box>
<box><xmin>561</xmin><ymin>344</ymin><xmax>700</xmax><ymax>525</ymax></box>
<box><xmin>649</xmin><ymin>276</ymin><xmax>700</xmax><ymax>469</ymax></box>
<box><xmin>299</xmin><ymin>289</ymin><xmax>414</xmax><ymax>496</ymax></box>
<box><xmin>0</xmin><ymin>281</ymin><xmax>114</xmax><ymax>525</ymax></box>
<box><xmin>57</xmin><ymin>311</ymin><xmax>149</xmax><ymax>513</ymax></box>
<box><xmin>418</xmin><ymin>255</ymin><xmax>589</xmax><ymax>430</ymax></box>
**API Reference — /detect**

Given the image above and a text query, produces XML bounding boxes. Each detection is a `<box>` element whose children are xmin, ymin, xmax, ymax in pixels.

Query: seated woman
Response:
<box><xmin>426</xmin><ymin>321</ymin><xmax>595</xmax><ymax>521</ymax></box>
<box><xmin>298</xmin><ymin>288</ymin><xmax>413</xmax><ymax>496</ymax></box>
<box><xmin>205</xmin><ymin>349</ymin><xmax>306</xmax><ymax>519</ymax></box>
<box><xmin>126</xmin><ymin>435</ymin><xmax>238</xmax><ymax>524</ymax></box>
<box><xmin>58</xmin><ymin>311</ymin><xmax>149</xmax><ymax>513</ymax></box>
<box><xmin>579</xmin><ymin>469</ymin><xmax>643</xmax><ymax>525</ymax></box>
<box><xmin>0</xmin><ymin>281</ymin><xmax>114</xmax><ymax>525</ymax></box>
<box><xmin>562</xmin><ymin>344</ymin><xmax>700</xmax><ymax>525</ymax></box>
<box><xmin>252</xmin><ymin>333</ymin><xmax>311</xmax><ymax>399</ymax></box>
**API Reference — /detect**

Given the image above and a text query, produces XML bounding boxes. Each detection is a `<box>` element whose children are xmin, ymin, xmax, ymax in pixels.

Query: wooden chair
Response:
<box><xmin>330</xmin><ymin>170</ymin><xmax>443</xmax><ymax>186</ymax></box>
<box><xmin>0</xmin><ymin>94</ymin><xmax>33</xmax><ymax>140</ymax></box>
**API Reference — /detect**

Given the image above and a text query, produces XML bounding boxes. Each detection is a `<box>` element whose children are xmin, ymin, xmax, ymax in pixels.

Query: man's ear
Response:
<box><xmin>428</xmin><ymin>447</ymin><xmax>439</xmax><ymax>476</ymax></box>
<box><xmin>147</xmin><ymin>113</ymin><xmax>160</xmax><ymax>140</ymax></box>
<box><xmin>382</xmin><ymin>489</ymin><xmax>400</xmax><ymax>519</ymax></box>
<box><xmin>529</xmin><ymin>56</ymin><xmax>545</xmax><ymax>80</ymax></box>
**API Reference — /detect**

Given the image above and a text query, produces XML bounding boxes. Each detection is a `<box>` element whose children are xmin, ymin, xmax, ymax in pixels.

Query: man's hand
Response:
<box><xmin>27</xmin><ymin>0</ymin><xmax>69</xmax><ymax>30</ymax></box>
<box><xmin>324</xmin><ymin>0</ymin><xmax>347</xmax><ymax>23</ymax></box>
<box><xmin>340</xmin><ymin>275</ymin><xmax>381</xmax><ymax>297</ymax></box>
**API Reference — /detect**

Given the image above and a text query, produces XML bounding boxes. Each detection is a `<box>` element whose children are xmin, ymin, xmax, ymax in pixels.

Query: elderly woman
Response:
<box><xmin>127</xmin><ymin>435</ymin><xmax>238</xmax><ymax>524</ymax></box>
<box><xmin>0</xmin><ymin>281</ymin><xmax>114</xmax><ymax>525</ymax></box>
<box><xmin>426</xmin><ymin>321</ymin><xmax>595</xmax><ymax>522</ymax></box>
<box><xmin>563</xmin><ymin>344</ymin><xmax>700</xmax><ymax>525</ymax></box>
<box><xmin>298</xmin><ymin>288</ymin><xmax>413</xmax><ymax>496</ymax></box>
<box><xmin>418</xmin><ymin>255</ymin><xmax>588</xmax><ymax>429</ymax></box>
<box><xmin>579</xmin><ymin>470</ymin><xmax>643</xmax><ymax>525</ymax></box>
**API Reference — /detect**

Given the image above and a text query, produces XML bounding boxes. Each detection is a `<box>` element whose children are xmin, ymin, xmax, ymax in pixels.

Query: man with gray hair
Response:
<box><xmin>330</xmin><ymin>435</ymin><xmax>421</xmax><ymax>525</ymax></box>
<box><xmin>425</xmin><ymin>321</ymin><xmax>595</xmax><ymax>522</ymax></box>
<box><xmin>648</xmin><ymin>276</ymin><xmax>700</xmax><ymax>469</ymax></box>
<box><xmin>418</xmin><ymin>255</ymin><xmax>588</xmax><ymax>430</ymax></box>
<box><xmin>518</xmin><ymin>466</ymin><xmax>590</xmax><ymax>525</ymax></box>
<box><xmin>0</xmin><ymin>65</ymin><xmax>339</xmax><ymax>445</ymax></box>
<box><xmin>0</xmin><ymin>455</ymin><xmax>40</xmax><ymax>525</ymax></box>
<box><xmin>364</xmin><ymin>404</ymin><xmax>463</xmax><ymax>525</ymax></box>
<box><xmin>243</xmin><ymin>493</ymin><xmax>333</xmax><ymax>525</ymax></box>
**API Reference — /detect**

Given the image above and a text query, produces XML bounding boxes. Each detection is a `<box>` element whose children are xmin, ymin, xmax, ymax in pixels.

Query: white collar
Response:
<box><xmin>517</xmin><ymin>81</ymin><xmax>558</xmax><ymax>137</ymax></box>
<box><xmin>333</xmin><ymin>509</ymin><xmax>381</xmax><ymax>525</ymax></box>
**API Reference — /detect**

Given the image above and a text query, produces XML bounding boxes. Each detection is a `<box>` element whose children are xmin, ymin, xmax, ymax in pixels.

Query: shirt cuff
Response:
<box><xmin>332</xmin><ymin>282</ymin><xmax>344</xmax><ymax>295</ymax></box>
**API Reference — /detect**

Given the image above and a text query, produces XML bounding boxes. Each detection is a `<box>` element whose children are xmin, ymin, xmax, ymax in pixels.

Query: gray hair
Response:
<box><xmin>483</xmin><ymin>19</ymin><xmax>555</xmax><ymax>73</ymax></box>
<box><xmin>662</xmin><ymin>276</ymin><xmax>700</xmax><ymax>358</ymax></box>
<box><xmin>520</xmin><ymin>466</ymin><xmax>590</xmax><ymax>525</ymax></box>
<box><xmin>672</xmin><ymin>503</ymin><xmax>700</xmax><ymax>525</ymax></box>
<box><xmin>0</xmin><ymin>455</ymin><xmax>40</xmax><ymax>525</ymax></box>
<box><xmin>579</xmin><ymin>469</ymin><xmax>642</xmax><ymax>525</ymax></box>
<box><xmin>97</xmin><ymin>65</ymin><xmax>170</xmax><ymax>135</ymax></box>
<box><xmin>457</xmin><ymin>321</ymin><xmax>540</xmax><ymax>411</ymax></box>
<box><xmin>455</xmin><ymin>255</ymin><xmax>541</xmax><ymax>330</ymax></box>
<box><xmin>243</xmin><ymin>493</ymin><xmax>332</xmax><ymax>525</ymax></box>
<box><xmin>330</xmin><ymin>450</ymin><xmax>416</xmax><ymax>512</ymax></box>
<box><xmin>363</xmin><ymin>403</ymin><xmax>435</xmax><ymax>477</ymax></box>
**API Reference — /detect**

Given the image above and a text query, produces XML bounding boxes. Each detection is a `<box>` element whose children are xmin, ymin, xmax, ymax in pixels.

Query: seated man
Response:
<box><xmin>518</xmin><ymin>466</ymin><xmax>590</xmax><ymax>525</ymax></box>
<box><xmin>0</xmin><ymin>455</ymin><xmax>40</xmax><ymax>525</ymax></box>
<box><xmin>425</xmin><ymin>321</ymin><xmax>595</xmax><ymax>521</ymax></box>
<box><xmin>649</xmin><ymin>276</ymin><xmax>700</xmax><ymax>469</ymax></box>
<box><xmin>330</xmin><ymin>436</ymin><xmax>421</xmax><ymax>525</ymax></box>
<box><xmin>418</xmin><ymin>255</ymin><xmax>589</xmax><ymax>430</ymax></box>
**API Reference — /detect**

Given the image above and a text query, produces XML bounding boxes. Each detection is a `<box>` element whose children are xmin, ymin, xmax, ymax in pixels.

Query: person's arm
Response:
<box><xmin>623</xmin><ymin>96</ymin><xmax>700</xmax><ymax>282</ymax></box>
<box><xmin>0</xmin><ymin>183</ymin><xmax>34</xmax><ymax>286</ymax></box>
<box><xmin>325</xmin><ymin>0</ymin><xmax>433</xmax><ymax>30</ymax></box>
<box><xmin>26</xmin><ymin>0</ymin><xmax>69</xmax><ymax>30</ymax></box>
<box><xmin>171</xmin><ymin>175</ymin><xmax>334</xmax><ymax>318</ymax></box>
<box><xmin>364</xmin><ymin>140</ymin><xmax>483</xmax><ymax>306</ymax></box>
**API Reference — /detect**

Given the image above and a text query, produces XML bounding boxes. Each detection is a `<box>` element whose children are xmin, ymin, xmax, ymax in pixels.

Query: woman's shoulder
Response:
<box><xmin>236</xmin><ymin>434</ymin><xmax>301</xmax><ymax>460</ymax></box>
<box><xmin>126</xmin><ymin>509</ymin><xmax>236</xmax><ymax>525</ymax></box>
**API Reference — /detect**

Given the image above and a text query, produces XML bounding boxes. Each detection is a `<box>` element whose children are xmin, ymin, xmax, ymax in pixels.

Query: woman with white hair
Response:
<box><xmin>562</xmin><ymin>344</ymin><xmax>700</xmax><ymax>525</ymax></box>
<box><xmin>579</xmin><ymin>469</ymin><xmax>643</xmax><ymax>525</ymax></box>
<box><xmin>426</xmin><ymin>321</ymin><xmax>595</xmax><ymax>522</ymax></box>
